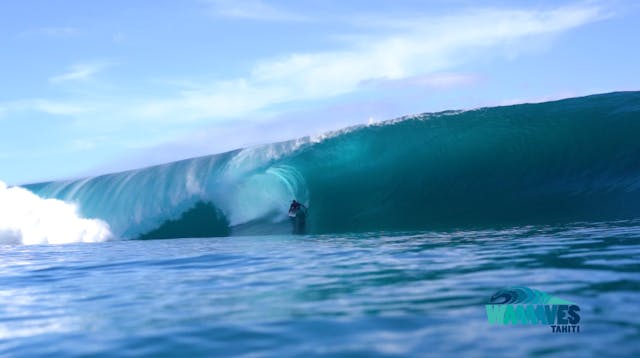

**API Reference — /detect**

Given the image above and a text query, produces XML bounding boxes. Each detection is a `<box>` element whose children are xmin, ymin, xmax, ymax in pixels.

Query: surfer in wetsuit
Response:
<box><xmin>289</xmin><ymin>200</ymin><xmax>307</xmax><ymax>234</ymax></box>
<box><xmin>289</xmin><ymin>200</ymin><xmax>302</xmax><ymax>216</ymax></box>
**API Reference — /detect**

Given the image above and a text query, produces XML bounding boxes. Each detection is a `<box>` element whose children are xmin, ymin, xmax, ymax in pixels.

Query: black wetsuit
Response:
<box><xmin>289</xmin><ymin>202</ymin><xmax>306</xmax><ymax>234</ymax></box>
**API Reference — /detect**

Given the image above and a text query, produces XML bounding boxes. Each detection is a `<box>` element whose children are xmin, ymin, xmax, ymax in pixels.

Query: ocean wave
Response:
<box><xmin>21</xmin><ymin>91</ymin><xmax>640</xmax><ymax>240</ymax></box>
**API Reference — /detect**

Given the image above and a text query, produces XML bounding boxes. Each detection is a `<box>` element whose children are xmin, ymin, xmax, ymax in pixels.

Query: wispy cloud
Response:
<box><xmin>0</xmin><ymin>99</ymin><xmax>93</xmax><ymax>117</ymax></box>
<box><xmin>362</xmin><ymin>73</ymin><xmax>480</xmax><ymax>89</ymax></box>
<box><xmin>71</xmin><ymin>136</ymin><xmax>110</xmax><ymax>150</ymax></box>
<box><xmin>22</xmin><ymin>26</ymin><xmax>80</xmax><ymax>37</ymax></box>
<box><xmin>1</xmin><ymin>4</ymin><xmax>610</xmax><ymax>147</ymax></box>
<box><xmin>32</xmin><ymin>99</ymin><xmax>93</xmax><ymax>115</ymax></box>
<box><xmin>204</xmin><ymin>0</ymin><xmax>308</xmax><ymax>22</ymax></box>
<box><xmin>49</xmin><ymin>62</ymin><xmax>111</xmax><ymax>83</ymax></box>
<box><xmin>132</xmin><ymin>4</ymin><xmax>605</xmax><ymax>122</ymax></box>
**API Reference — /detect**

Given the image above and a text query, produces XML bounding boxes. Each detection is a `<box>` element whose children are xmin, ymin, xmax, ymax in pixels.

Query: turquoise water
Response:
<box><xmin>1</xmin><ymin>220</ymin><xmax>639</xmax><ymax>357</ymax></box>
<box><xmin>3</xmin><ymin>92</ymin><xmax>640</xmax><ymax>356</ymax></box>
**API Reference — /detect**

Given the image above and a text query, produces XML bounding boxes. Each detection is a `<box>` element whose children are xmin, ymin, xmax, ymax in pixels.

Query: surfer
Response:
<box><xmin>288</xmin><ymin>200</ymin><xmax>305</xmax><ymax>217</ymax></box>
<box><xmin>288</xmin><ymin>200</ymin><xmax>307</xmax><ymax>234</ymax></box>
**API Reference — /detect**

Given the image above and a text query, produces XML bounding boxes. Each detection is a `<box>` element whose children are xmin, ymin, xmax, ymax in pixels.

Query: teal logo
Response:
<box><xmin>485</xmin><ymin>286</ymin><xmax>580</xmax><ymax>333</ymax></box>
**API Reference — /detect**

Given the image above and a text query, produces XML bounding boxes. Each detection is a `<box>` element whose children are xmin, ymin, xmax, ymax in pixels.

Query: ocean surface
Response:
<box><xmin>1</xmin><ymin>92</ymin><xmax>640</xmax><ymax>356</ymax></box>
<box><xmin>1</xmin><ymin>221</ymin><xmax>639</xmax><ymax>357</ymax></box>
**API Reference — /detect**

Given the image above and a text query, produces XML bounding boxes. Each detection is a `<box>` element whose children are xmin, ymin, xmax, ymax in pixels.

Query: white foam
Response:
<box><xmin>0</xmin><ymin>181</ymin><xmax>113</xmax><ymax>245</ymax></box>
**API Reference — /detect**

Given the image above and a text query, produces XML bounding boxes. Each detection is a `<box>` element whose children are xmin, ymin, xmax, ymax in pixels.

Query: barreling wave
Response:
<box><xmin>22</xmin><ymin>91</ymin><xmax>640</xmax><ymax>241</ymax></box>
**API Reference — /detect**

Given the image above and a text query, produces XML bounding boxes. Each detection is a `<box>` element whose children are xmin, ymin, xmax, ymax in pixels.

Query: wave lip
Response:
<box><xmin>0</xmin><ymin>181</ymin><xmax>113</xmax><ymax>245</ymax></box>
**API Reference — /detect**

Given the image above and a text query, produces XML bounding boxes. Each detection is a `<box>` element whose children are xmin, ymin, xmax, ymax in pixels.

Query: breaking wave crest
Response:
<box><xmin>0</xmin><ymin>181</ymin><xmax>112</xmax><ymax>245</ymax></box>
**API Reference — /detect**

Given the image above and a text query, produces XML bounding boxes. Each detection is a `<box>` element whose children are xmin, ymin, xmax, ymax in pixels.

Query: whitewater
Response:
<box><xmin>0</xmin><ymin>181</ymin><xmax>112</xmax><ymax>245</ymax></box>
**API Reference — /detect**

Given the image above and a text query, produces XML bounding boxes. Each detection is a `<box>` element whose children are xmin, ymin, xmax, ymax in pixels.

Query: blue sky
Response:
<box><xmin>1</xmin><ymin>0</ymin><xmax>639</xmax><ymax>184</ymax></box>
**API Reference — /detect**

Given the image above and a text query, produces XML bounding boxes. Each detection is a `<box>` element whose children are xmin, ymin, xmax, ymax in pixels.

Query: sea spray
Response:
<box><xmin>0</xmin><ymin>181</ymin><xmax>112</xmax><ymax>245</ymax></box>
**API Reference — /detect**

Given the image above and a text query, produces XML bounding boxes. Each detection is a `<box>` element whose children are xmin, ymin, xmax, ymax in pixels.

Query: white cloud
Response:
<box><xmin>204</xmin><ymin>0</ymin><xmax>308</xmax><ymax>21</ymax></box>
<box><xmin>132</xmin><ymin>79</ymin><xmax>288</xmax><ymax>120</ymax></box>
<box><xmin>132</xmin><ymin>4</ymin><xmax>604</xmax><ymax>122</ymax></box>
<box><xmin>2</xmin><ymin>4</ymin><xmax>608</xmax><ymax>131</ymax></box>
<box><xmin>50</xmin><ymin>62</ymin><xmax>110</xmax><ymax>83</ymax></box>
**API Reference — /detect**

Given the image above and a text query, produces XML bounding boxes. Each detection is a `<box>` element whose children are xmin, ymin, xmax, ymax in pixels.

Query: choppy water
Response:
<box><xmin>1</xmin><ymin>220</ymin><xmax>638</xmax><ymax>357</ymax></box>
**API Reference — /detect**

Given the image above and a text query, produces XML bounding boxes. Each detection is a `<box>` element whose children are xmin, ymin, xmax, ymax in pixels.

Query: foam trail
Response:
<box><xmin>0</xmin><ymin>181</ymin><xmax>113</xmax><ymax>245</ymax></box>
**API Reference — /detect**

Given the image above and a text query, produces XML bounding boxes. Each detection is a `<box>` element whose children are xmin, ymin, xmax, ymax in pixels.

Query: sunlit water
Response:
<box><xmin>1</xmin><ymin>220</ymin><xmax>639</xmax><ymax>357</ymax></box>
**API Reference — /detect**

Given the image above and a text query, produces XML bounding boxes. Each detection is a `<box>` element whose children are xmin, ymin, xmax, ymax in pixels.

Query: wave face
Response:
<box><xmin>25</xmin><ymin>92</ymin><xmax>640</xmax><ymax>240</ymax></box>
